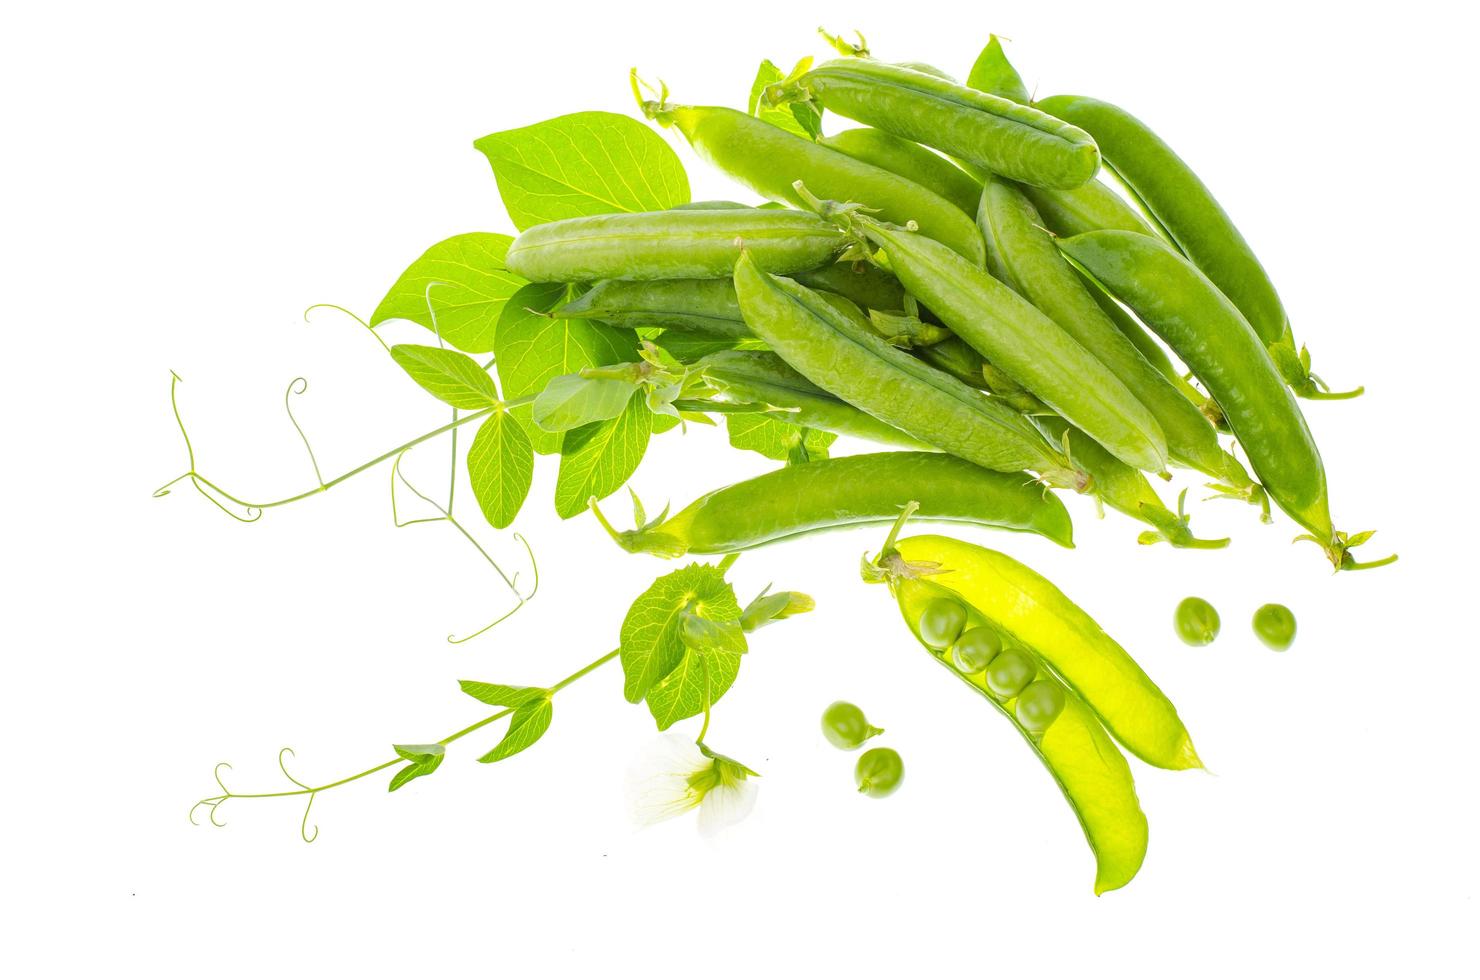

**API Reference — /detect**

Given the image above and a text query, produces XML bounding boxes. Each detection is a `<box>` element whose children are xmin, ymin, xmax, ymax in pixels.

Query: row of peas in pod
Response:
<box><xmin>506</xmin><ymin>31</ymin><xmax>1394</xmax><ymax>571</ymax></box>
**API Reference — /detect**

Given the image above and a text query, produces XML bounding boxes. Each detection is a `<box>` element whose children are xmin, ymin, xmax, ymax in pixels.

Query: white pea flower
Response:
<box><xmin>626</xmin><ymin>732</ymin><xmax>759</xmax><ymax>836</ymax></box>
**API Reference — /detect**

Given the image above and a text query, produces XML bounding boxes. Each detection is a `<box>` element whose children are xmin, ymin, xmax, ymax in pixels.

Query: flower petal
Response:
<box><xmin>626</xmin><ymin>732</ymin><xmax>709</xmax><ymax>827</ymax></box>
<box><xmin>697</xmin><ymin>777</ymin><xmax>758</xmax><ymax>837</ymax></box>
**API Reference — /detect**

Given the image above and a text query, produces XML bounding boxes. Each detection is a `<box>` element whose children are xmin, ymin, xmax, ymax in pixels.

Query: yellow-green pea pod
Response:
<box><xmin>640</xmin><ymin>99</ymin><xmax>985</xmax><ymax>265</ymax></box>
<box><xmin>733</xmin><ymin>250</ymin><xmax>1087</xmax><ymax>489</ymax></box>
<box><xmin>1035</xmin><ymin>94</ymin><xmax>1360</xmax><ymax>401</ymax></box>
<box><xmin>977</xmin><ymin>175</ymin><xmax>1260</xmax><ymax>505</ymax></box>
<box><xmin>504</xmin><ymin>208</ymin><xmax>844</xmax><ymax>283</ymax></box>
<box><xmin>891</xmin><ymin>533</ymin><xmax>1202</xmax><ymax>771</ymax></box>
<box><xmin>595</xmin><ymin>452</ymin><xmax>1075</xmax><ymax>558</ymax></box>
<box><xmin>698</xmin><ymin>350</ymin><xmax>934</xmax><ymax>451</ymax></box>
<box><xmin>1033</xmin><ymin>416</ymin><xmax>1231</xmax><ymax>549</ymax></box>
<box><xmin>794</xmin><ymin>261</ymin><xmax>908</xmax><ymax>313</ymax></box>
<box><xmin>1059</xmin><ymin>231</ymin><xmax>1394</xmax><ymax>571</ymax></box>
<box><xmin>884</xmin><ymin>571</ymin><xmax>1147</xmax><ymax>894</ymax></box>
<box><xmin>851</xmin><ymin>214</ymin><xmax>1171</xmax><ymax>474</ymax></box>
<box><xmin>819</xmin><ymin>128</ymin><xmax>984</xmax><ymax>216</ymax></box>
<box><xmin>767</xmin><ymin>60</ymin><xmax>1099</xmax><ymax>189</ymax></box>
<box><xmin>555</xmin><ymin>278</ymin><xmax>751</xmax><ymax>338</ymax></box>
<box><xmin>913</xmin><ymin>338</ymin><xmax>1051</xmax><ymax>416</ymax></box>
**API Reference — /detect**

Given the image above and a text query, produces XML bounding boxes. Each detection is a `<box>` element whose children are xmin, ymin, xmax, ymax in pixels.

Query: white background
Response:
<box><xmin>5</xmin><ymin>1</ymin><xmax>1477</xmax><ymax>976</ymax></box>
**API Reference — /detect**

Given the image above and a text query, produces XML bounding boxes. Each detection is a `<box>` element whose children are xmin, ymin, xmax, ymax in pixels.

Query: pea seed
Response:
<box><xmin>1174</xmin><ymin>597</ymin><xmax>1220</xmax><ymax>646</ymax></box>
<box><xmin>1252</xmin><ymin>603</ymin><xmax>1297</xmax><ymax>651</ymax></box>
<box><xmin>855</xmin><ymin>746</ymin><xmax>905</xmax><ymax>798</ymax></box>
<box><xmin>1015</xmin><ymin>679</ymin><xmax>1067</xmax><ymax>733</ymax></box>
<box><xmin>985</xmin><ymin>648</ymin><xmax>1036</xmax><ymax>698</ymax></box>
<box><xmin>918</xmin><ymin>597</ymin><xmax>967</xmax><ymax>650</ymax></box>
<box><xmin>951</xmin><ymin>627</ymin><xmax>1002</xmax><ymax>673</ymax></box>
<box><xmin>821</xmin><ymin>701</ymin><xmax>883</xmax><ymax>750</ymax></box>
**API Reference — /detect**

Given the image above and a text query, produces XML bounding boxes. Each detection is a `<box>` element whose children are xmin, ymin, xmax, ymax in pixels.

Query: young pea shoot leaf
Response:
<box><xmin>495</xmin><ymin>283</ymin><xmax>639</xmax><ymax>455</ymax></box>
<box><xmin>388</xmin><ymin>743</ymin><xmax>445</xmax><ymax>793</ymax></box>
<box><xmin>478</xmin><ymin>696</ymin><xmax>554</xmax><ymax>764</ymax></box>
<box><xmin>467</xmin><ymin>409</ymin><xmax>534</xmax><ymax>529</ymax></box>
<box><xmin>748</xmin><ymin>59</ymin><xmax>822</xmax><ymax>140</ymax></box>
<box><xmin>371</xmin><ymin>233</ymin><xmax>525</xmax><ymax>354</ymax></box>
<box><xmin>458</xmin><ymin>681</ymin><xmax>546</xmax><ymax>707</ymax></box>
<box><xmin>725</xmin><ymin>414</ymin><xmax>835</xmax><ymax>464</ymax></box>
<box><xmin>531</xmin><ymin>372</ymin><xmax>639</xmax><ymax>432</ymax></box>
<box><xmin>474</xmin><ymin>111</ymin><xmax>690</xmax><ymax>230</ymax></box>
<box><xmin>553</xmin><ymin>396</ymin><xmax>653</xmax><ymax>519</ymax></box>
<box><xmin>389</xmin><ymin>344</ymin><xmax>500</xmax><ymax>409</ymax></box>
<box><xmin>740</xmin><ymin>589</ymin><xmax>815</xmax><ymax>632</ymax></box>
<box><xmin>619</xmin><ymin>564</ymin><xmax>742</xmax><ymax>704</ymax></box>
<box><xmin>645</xmin><ymin>647</ymin><xmax>743</xmax><ymax>730</ymax></box>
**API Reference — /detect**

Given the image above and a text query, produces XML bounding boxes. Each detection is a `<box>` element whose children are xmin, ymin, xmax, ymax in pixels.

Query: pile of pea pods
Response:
<box><xmin>496</xmin><ymin>33</ymin><xmax>1396</xmax><ymax>891</ymax></box>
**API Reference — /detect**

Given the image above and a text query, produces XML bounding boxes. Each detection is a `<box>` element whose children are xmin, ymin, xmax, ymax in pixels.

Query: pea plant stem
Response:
<box><xmin>193</xmin><ymin>648</ymin><xmax>620</xmax><ymax>814</ymax></box>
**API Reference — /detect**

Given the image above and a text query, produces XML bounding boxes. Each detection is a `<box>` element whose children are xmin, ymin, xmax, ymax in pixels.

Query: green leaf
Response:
<box><xmin>371</xmin><ymin>233</ymin><xmax>525</xmax><ymax>354</ymax></box>
<box><xmin>458</xmin><ymin>681</ymin><xmax>545</xmax><ymax>707</ymax></box>
<box><xmin>645</xmin><ymin>647</ymin><xmax>743</xmax><ymax>730</ymax></box>
<box><xmin>531</xmin><ymin>373</ymin><xmax>639</xmax><ymax>432</ymax></box>
<box><xmin>725</xmin><ymin>414</ymin><xmax>836</xmax><ymax>463</ymax></box>
<box><xmin>495</xmin><ymin>283</ymin><xmax>639</xmax><ymax>455</ymax></box>
<box><xmin>553</xmin><ymin>396</ymin><xmax>654</xmax><ymax>519</ymax></box>
<box><xmin>679</xmin><ymin>610</ymin><xmax>748</xmax><ymax>654</ymax></box>
<box><xmin>478</xmin><ymin>697</ymin><xmax>553</xmax><ymax>763</ymax></box>
<box><xmin>749</xmin><ymin>59</ymin><xmax>822</xmax><ymax>140</ymax></box>
<box><xmin>474</xmin><ymin>111</ymin><xmax>690</xmax><ymax>231</ymax></box>
<box><xmin>388</xmin><ymin>743</ymin><xmax>445</xmax><ymax>792</ymax></box>
<box><xmin>467</xmin><ymin>410</ymin><xmax>534</xmax><ymax>529</ymax></box>
<box><xmin>388</xmin><ymin>344</ymin><xmax>500</xmax><ymax>409</ymax></box>
<box><xmin>619</xmin><ymin>564</ymin><xmax>742</xmax><ymax>704</ymax></box>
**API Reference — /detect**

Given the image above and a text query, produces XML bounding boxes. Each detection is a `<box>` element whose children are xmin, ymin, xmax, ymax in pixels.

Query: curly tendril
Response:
<box><xmin>303</xmin><ymin>303</ymin><xmax>389</xmax><ymax>353</ymax></box>
<box><xmin>284</xmin><ymin>378</ymin><xmax>326</xmax><ymax>487</ymax></box>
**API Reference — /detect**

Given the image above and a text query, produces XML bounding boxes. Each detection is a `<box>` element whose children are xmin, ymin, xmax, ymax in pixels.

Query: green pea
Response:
<box><xmin>1252</xmin><ymin>603</ymin><xmax>1297</xmax><ymax>651</ymax></box>
<box><xmin>821</xmin><ymin>701</ymin><xmax>883</xmax><ymax>750</ymax></box>
<box><xmin>1174</xmin><ymin>597</ymin><xmax>1220</xmax><ymax>646</ymax></box>
<box><xmin>951</xmin><ymin>627</ymin><xmax>1002</xmax><ymax>673</ymax></box>
<box><xmin>985</xmin><ymin>649</ymin><xmax>1036</xmax><ymax>698</ymax></box>
<box><xmin>855</xmin><ymin>747</ymin><xmax>905</xmax><ymax>798</ymax></box>
<box><xmin>1015</xmin><ymin>679</ymin><xmax>1067</xmax><ymax>733</ymax></box>
<box><xmin>918</xmin><ymin>597</ymin><xmax>968</xmax><ymax>650</ymax></box>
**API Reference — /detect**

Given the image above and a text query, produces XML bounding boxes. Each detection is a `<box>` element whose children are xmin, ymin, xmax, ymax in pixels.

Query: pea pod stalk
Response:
<box><xmin>591</xmin><ymin>452</ymin><xmax>1074</xmax><ymax>558</ymax></box>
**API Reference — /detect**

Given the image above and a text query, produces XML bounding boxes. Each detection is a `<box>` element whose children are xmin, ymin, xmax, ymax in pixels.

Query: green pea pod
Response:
<box><xmin>698</xmin><ymin>350</ymin><xmax>934</xmax><ymax>450</ymax></box>
<box><xmin>732</xmin><ymin>251</ymin><xmax>1086</xmax><ymax>489</ymax></box>
<box><xmin>977</xmin><ymin>175</ymin><xmax>1259</xmax><ymax>504</ymax></box>
<box><xmin>1034</xmin><ymin>417</ymin><xmax>1230</xmax><ymax>549</ymax></box>
<box><xmin>819</xmin><ymin>128</ymin><xmax>984</xmax><ymax>216</ymax></box>
<box><xmin>1035</xmin><ymin>94</ymin><xmax>1360</xmax><ymax>401</ymax></box>
<box><xmin>966</xmin><ymin>35</ymin><xmax>1031</xmax><ymax>104</ymax></box>
<box><xmin>640</xmin><ymin>100</ymin><xmax>985</xmax><ymax>265</ymax></box>
<box><xmin>850</xmin><ymin>214</ymin><xmax>1170</xmax><ymax>474</ymax></box>
<box><xmin>555</xmin><ymin>278</ymin><xmax>750</xmax><ymax>337</ymax></box>
<box><xmin>913</xmin><ymin>337</ymin><xmax>1050</xmax><ymax>416</ymax></box>
<box><xmin>880</xmin><ymin>564</ymin><xmax>1147</xmax><ymax>894</ymax></box>
<box><xmin>767</xmin><ymin>60</ymin><xmax>1099</xmax><ymax>189</ymax></box>
<box><xmin>504</xmin><ymin>209</ymin><xmax>844</xmax><ymax>282</ymax></box>
<box><xmin>594</xmin><ymin>452</ymin><xmax>1073</xmax><ymax>558</ymax></box>
<box><xmin>793</xmin><ymin>261</ymin><xmax>908</xmax><ymax>312</ymax></box>
<box><xmin>1059</xmin><ymin>231</ymin><xmax>1393</xmax><ymax>570</ymax></box>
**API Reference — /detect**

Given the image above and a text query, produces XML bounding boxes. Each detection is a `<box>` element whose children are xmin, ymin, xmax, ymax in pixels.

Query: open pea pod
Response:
<box><xmin>884</xmin><ymin>571</ymin><xmax>1147</xmax><ymax>895</ymax></box>
<box><xmin>890</xmin><ymin>534</ymin><xmax>1201</xmax><ymax>771</ymax></box>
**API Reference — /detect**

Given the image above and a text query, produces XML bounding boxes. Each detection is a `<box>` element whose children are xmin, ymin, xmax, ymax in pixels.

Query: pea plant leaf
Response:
<box><xmin>478</xmin><ymin>696</ymin><xmax>554</xmax><ymax>764</ymax></box>
<box><xmin>466</xmin><ymin>409</ymin><xmax>534</xmax><ymax>529</ymax></box>
<box><xmin>474</xmin><ymin>111</ymin><xmax>690</xmax><ymax>231</ymax></box>
<box><xmin>458</xmin><ymin>681</ymin><xmax>546</xmax><ymax>708</ymax></box>
<box><xmin>749</xmin><ymin>58</ymin><xmax>822</xmax><ymax>140</ymax></box>
<box><xmin>371</xmin><ymin>233</ymin><xmax>525</xmax><ymax>354</ymax></box>
<box><xmin>495</xmin><ymin>283</ymin><xmax>639</xmax><ymax>455</ymax></box>
<box><xmin>679</xmin><ymin>609</ymin><xmax>748</xmax><ymax>654</ymax></box>
<box><xmin>553</xmin><ymin>396</ymin><xmax>654</xmax><ymax>519</ymax></box>
<box><xmin>645</xmin><ymin>647</ymin><xmax>743</xmax><ymax>731</ymax></box>
<box><xmin>725</xmin><ymin>414</ymin><xmax>836</xmax><ymax>464</ymax></box>
<box><xmin>388</xmin><ymin>344</ymin><xmax>500</xmax><ymax>409</ymax></box>
<box><xmin>388</xmin><ymin>743</ymin><xmax>445</xmax><ymax>793</ymax></box>
<box><xmin>740</xmin><ymin>588</ymin><xmax>816</xmax><ymax>632</ymax></box>
<box><xmin>619</xmin><ymin>563</ymin><xmax>742</xmax><ymax>704</ymax></box>
<box><xmin>531</xmin><ymin>373</ymin><xmax>639</xmax><ymax>432</ymax></box>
